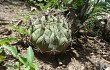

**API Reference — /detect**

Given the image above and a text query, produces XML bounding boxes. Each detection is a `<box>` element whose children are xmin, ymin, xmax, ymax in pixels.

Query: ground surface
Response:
<box><xmin>0</xmin><ymin>0</ymin><xmax>110</xmax><ymax>70</ymax></box>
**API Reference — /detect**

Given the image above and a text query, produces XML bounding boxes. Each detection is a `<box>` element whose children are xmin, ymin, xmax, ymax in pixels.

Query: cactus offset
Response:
<box><xmin>31</xmin><ymin>15</ymin><xmax>71</xmax><ymax>54</ymax></box>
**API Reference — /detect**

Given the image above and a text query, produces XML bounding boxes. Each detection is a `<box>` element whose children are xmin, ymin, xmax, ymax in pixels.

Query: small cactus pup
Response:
<box><xmin>31</xmin><ymin>14</ymin><xmax>72</xmax><ymax>54</ymax></box>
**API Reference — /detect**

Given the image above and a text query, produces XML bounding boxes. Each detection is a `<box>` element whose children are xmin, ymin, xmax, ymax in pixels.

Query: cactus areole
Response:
<box><xmin>31</xmin><ymin>15</ymin><xmax>71</xmax><ymax>54</ymax></box>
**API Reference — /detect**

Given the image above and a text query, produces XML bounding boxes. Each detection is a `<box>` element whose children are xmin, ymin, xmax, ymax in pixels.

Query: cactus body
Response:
<box><xmin>31</xmin><ymin>15</ymin><xmax>71</xmax><ymax>54</ymax></box>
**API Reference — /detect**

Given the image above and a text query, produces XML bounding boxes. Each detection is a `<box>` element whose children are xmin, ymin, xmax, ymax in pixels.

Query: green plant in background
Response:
<box><xmin>31</xmin><ymin>15</ymin><xmax>72</xmax><ymax>54</ymax></box>
<box><xmin>25</xmin><ymin>0</ymin><xmax>67</xmax><ymax>12</ymax></box>
<box><xmin>0</xmin><ymin>37</ymin><xmax>38</xmax><ymax>70</ymax></box>
<box><xmin>1</xmin><ymin>45</ymin><xmax>38</xmax><ymax>70</ymax></box>
<box><xmin>9</xmin><ymin>25</ymin><xmax>30</xmax><ymax>35</ymax></box>
<box><xmin>0</xmin><ymin>38</ymin><xmax>17</xmax><ymax>61</ymax></box>
<box><xmin>85</xmin><ymin>0</ymin><xmax>110</xmax><ymax>37</ymax></box>
<box><xmin>0</xmin><ymin>38</ymin><xmax>17</xmax><ymax>45</ymax></box>
<box><xmin>25</xmin><ymin>0</ymin><xmax>55</xmax><ymax>10</ymax></box>
<box><xmin>18</xmin><ymin>46</ymin><xmax>38</xmax><ymax>70</ymax></box>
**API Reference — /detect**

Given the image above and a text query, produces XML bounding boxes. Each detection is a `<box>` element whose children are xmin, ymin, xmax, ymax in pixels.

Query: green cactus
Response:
<box><xmin>31</xmin><ymin>15</ymin><xmax>71</xmax><ymax>54</ymax></box>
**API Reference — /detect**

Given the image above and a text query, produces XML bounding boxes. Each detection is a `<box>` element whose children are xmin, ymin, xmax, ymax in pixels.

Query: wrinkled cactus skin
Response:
<box><xmin>31</xmin><ymin>15</ymin><xmax>71</xmax><ymax>54</ymax></box>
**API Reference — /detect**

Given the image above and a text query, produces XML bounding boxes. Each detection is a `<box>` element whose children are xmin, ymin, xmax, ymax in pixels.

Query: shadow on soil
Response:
<box><xmin>33</xmin><ymin>41</ymin><xmax>96</xmax><ymax>68</ymax></box>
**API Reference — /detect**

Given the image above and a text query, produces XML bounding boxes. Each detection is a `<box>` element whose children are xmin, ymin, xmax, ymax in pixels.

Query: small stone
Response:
<box><xmin>31</xmin><ymin>6</ymin><xmax>37</xmax><ymax>11</ymax></box>
<box><xmin>62</xmin><ymin>65</ymin><xmax>66</xmax><ymax>68</ymax></box>
<box><xmin>59</xmin><ymin>61</ymin><xmax>62</xmax><ymax>65</ymax></box>
<box><xmin>81</xmin><ymin>65</ymin><xmax>85</xmax><ymax>70</ymax></box>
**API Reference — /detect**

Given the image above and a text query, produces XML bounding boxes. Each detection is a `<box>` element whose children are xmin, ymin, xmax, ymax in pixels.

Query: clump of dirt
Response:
<box><xmin>0</xmin><ymin>0</ymin><xmax>110</xmax><ymax>70</ymax></box>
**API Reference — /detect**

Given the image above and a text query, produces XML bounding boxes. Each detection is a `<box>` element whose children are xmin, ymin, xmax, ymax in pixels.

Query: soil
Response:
<box><xmin>0</xmin><ymin>0</ymin><xmax>110</xmax><ymax>70</ymax></box>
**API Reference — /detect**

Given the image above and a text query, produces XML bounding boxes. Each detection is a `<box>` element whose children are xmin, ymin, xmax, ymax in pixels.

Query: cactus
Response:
<box><xmin>31</xmin><ymin>15</ymin><xmax>71</xmax><ymax>54</ymax></box>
